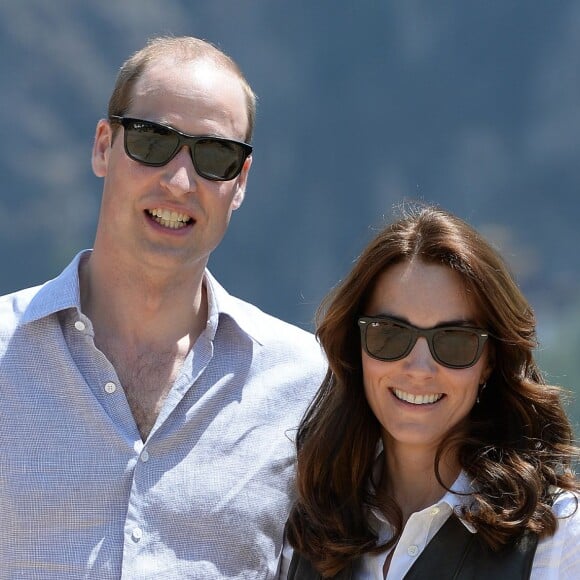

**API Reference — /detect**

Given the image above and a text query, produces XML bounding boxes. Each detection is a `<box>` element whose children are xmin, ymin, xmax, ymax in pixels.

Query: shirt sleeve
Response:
<box><xmin>277</xmin><ymin>534</ymin><xmax>293</xmax><ymax>580</ymax></box>
<box><xmin>532</xmin><ymin>492</ymin><xmax>580</xmax><ymax>579</ymax></box>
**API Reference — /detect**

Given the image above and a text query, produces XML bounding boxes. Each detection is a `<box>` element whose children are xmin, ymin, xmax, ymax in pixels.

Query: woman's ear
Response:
<box><xmin>481</xmin><ymin>342</ymin><xmax>495</xmax><ymax>384</ymax></box>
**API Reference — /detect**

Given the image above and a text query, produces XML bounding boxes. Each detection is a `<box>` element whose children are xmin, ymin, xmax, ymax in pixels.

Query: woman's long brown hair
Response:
<box><xmin>285</xmin><ymin>204</ymin><xmax>579</xmax><ymax>577</ymax></box>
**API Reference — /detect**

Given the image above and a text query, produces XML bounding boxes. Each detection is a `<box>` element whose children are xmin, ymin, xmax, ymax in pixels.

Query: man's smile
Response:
<box><xmin>147</xmin><ymin>208</ymin><xmax>192</xmax><ymax>229</ymax></box>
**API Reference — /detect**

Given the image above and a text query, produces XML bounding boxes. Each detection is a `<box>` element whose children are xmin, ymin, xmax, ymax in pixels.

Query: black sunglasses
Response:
<box><xmin>109</xmin><ymin>116</ymin><xmax>253</xmax><ymax>181</ymax></box>
<box><xmin>358</xmin><ymin>315</ymin><xmax>489</xmax><ymax>369</ymax></box>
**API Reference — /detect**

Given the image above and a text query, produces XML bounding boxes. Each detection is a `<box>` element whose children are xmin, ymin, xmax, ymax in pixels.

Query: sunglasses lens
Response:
<box><xmin>125</xmin><ymin>121</ymin><xmax>179</xmax><ymax>165</ymax></box>
<box><xmin>360</xmin><ymin>317</ymin><xmax>485</xmax><ymax>369</ymax></box>
<box><xmin>364</xmin><ymin>320</ymin><xmax>414</xmax><ymax>361</ymax></box>
<box><xmin>432</xmin><ymin>329</ymin><xmax>480</xmax><ymax>368</ymax></box>
<box><xmin>121</xmin><ymin>119</ymin><xmax>248</xmax><ymax>180</ymax></box>
<box><xmin>193</xmin><ymin>139</ymin><xmax>246</xmax><ymax>181</ymax></box>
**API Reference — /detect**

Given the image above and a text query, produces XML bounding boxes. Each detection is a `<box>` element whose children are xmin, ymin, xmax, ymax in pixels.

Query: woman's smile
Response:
<box><xmin>392</xmin><ymin>388</ymin><xmax>444</xmax><ymax>405</ymax></box>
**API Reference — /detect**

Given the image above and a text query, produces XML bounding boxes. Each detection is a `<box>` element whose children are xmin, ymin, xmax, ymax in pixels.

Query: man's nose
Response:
<box><xmin>160</xmin><ymin>146</ymin><xmax>198</xmax><ymax>195</ymax></box>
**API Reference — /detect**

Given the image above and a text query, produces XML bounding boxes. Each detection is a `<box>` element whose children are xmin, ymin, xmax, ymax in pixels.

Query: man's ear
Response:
<box><xmin>232</xmin><ymin>186</ymin><xmax>245</xmax><ymax>210</ymax></box>
<box><xmin>231</xmin><ymin>154</ymin><xmax>252</xmax><ymax>210</ymax></box>
<box><xmin>91</xmin><ymin>119</ymin><xmax>113</xmax><ymax>178</ymax></box>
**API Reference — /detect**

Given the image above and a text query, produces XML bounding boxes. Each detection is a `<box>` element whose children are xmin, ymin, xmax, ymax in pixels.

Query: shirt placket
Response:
<box><xmin>386</xmin><ymin>506</ymin><xmax>442</xmax><ymax>579</ymax></box>
<box><xmin>119</xmin><ymin>333</ymin><xmax>214</xmax><ymax>578</ymax></box>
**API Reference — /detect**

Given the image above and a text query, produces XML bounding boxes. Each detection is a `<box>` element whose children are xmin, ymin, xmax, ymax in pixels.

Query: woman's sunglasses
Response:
<box><xmin>358</xmin><ymin>315</ymin><xmax>489</xmax><ymax>369</ymax></box>
<box><xmin>109</xmin><ymin>116</ymin><xmax>253</xmax><ymax>181</ymax></box>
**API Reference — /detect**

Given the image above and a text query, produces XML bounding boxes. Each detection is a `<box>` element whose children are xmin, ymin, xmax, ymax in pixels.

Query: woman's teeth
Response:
<box><xmin>393</xmin><ymin>388</ymin><xmax>443</xmax><ymax>405</ymax></box>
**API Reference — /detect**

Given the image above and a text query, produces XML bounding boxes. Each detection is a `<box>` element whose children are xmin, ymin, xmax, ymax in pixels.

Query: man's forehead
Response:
<box><xmin>141</xmin><ymin>56</ymin><xmax>235</xmax><ymax>83</ymax></box>
<box><xmin>130</xmin><ymin>58</ymin><xmax>249</xmax><ymax>138</ymax></box>
<box><xmin>134</xmin><ymin>59</ymin><xmax>242</xmax><ymax>102</ymax></box>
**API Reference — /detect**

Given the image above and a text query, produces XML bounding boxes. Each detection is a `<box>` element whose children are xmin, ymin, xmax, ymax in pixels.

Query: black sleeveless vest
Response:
<box><xmin>287</xmin><ymin>514</ymin><xmax>539</xmax><ymax>579</ymax></box>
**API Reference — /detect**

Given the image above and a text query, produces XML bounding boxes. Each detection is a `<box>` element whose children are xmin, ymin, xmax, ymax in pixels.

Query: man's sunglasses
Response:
<box><xmin>358</xmin><ymin>315</ymin><xmax>489</xmax><ymax>369</ymax></box>
<box><xmin>109</xmin><ymin>116</ymin><xmax>253</xmax><ymax>181</ymax></box>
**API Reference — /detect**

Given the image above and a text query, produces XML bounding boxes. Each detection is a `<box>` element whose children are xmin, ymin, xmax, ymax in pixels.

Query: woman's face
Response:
<box><xmin>361</xmin><ymin>259</ymin><xmax>492</xmax><ymax>456</ymax></box>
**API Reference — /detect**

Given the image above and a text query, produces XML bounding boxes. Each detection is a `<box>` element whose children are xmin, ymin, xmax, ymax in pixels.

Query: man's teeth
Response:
<box><xmin>393</xmin><ymin>389</ymin><xmax>443</xmax><ymax>405</ymax></box>
<box><xmin>148</xmin><ymin>208</ymin><xmax>191</xmax><ymax>229</ymax></box>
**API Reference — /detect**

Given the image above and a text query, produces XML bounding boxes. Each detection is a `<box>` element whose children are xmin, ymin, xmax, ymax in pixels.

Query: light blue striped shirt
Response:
<box><xmin>0</xmin><ymin>251</ymin><xmax>327</xmax><ymax>579</ymax></box>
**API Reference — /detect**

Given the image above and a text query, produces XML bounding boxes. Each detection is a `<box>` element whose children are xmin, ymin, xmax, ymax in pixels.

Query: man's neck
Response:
<box><xmin>79</xmin><ymin>250</ymin><xmax>208</xmax><ymax>352</ymax></box>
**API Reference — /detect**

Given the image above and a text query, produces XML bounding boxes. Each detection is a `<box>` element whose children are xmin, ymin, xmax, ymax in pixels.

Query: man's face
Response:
<box><xmin>91</xmin><ymin>58</ymin><xmax>252</xmax><ymax>277</ymax></box>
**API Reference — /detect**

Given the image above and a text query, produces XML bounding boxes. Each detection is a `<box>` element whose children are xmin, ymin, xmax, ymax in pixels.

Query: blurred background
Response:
<box><xmin>1</xmin><ymin>1</ymin><xmax>579</xmax><ymax>426</ymax></box>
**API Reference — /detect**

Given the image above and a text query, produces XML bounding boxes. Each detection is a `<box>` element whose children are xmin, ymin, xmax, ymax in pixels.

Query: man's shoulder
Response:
<box><xmin>0</xmin><ymin>253</ymin><xmax>85</xmax><ymax>336</ymax></box>
<box><xmin>0</xmin><ymin>284</ymin><xmax>49</xmax><ymax>355</ymax></box>
<box><xmin>208</xmin><ymin>272</ymin><xmax>320</xmax><ymax>347</ymax></box>
<box><xmin>0</xmin><ymin>284</ymin><xmax>45</xmax><ymax>328</ymax></box>
<box><xmin>228</xmin><ymin>297</ymin><xmax>328</xmax><ymax>382</ymax></box>
<box><xmin>226</xmin><ymin>292</ymin><xmax>319</xmax><ymax>346</ymax></box>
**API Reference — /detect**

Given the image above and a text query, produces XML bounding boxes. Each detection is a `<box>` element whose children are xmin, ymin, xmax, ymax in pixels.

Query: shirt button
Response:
<box><xmin>430</xmin><ymin>507</ymin><xmax>440</xmax><ymax>516</ymax></box>
<box><xmin>141</xmin><ymin>450</ymin><xmax>150</xmax><ymax>462</ymax></box>
<box><xmin>407</xmin><ymin>545</ymin><xmax>419</xmax><ymax>557</ymax></box>
<box><xmin>104</xmin><ymin>382</ymin><xmax>117</xmax><ymax>394</ymax></box>
<box><xmin>74</xmin><ymin>321</ymin><xmax>86</xmax><ymax>331</ymax></box>
<box><xmin>131</xmin><ymin>527</ymin><xmax>143</xmax><ymax>542</ymax></box>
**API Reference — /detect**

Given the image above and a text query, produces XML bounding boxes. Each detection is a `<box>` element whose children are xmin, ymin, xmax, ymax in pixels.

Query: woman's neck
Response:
<box><xmin>381</xmin><ymin>440</ymin><xmax>461</xmax><ymax>523</ymax></box>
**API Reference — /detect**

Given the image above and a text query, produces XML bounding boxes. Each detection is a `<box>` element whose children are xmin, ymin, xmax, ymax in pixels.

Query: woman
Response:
<box><xmin>283</xmin><ymin>205</ymin><xmax>580</xmax><ymax>579</ymax></box>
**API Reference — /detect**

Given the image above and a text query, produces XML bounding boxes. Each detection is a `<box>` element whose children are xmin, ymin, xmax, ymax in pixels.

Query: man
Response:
<box><xmin>0</xmin><ymin>36</ymin><xmax>326</xmax><ymax>579</ymax></box>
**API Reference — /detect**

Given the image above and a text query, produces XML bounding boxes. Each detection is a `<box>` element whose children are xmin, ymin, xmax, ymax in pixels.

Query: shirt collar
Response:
<box><xmin>20</xmin><ymin>250</ymin><xmax>87</xmax><ymax>324</ymax></box>
<box><xmin>440</xmin><ymin>471</ymin><xmax>478</xmax><ymax>533</ymax></box>
<box><xmin>203</xmin><ymin>270</ymin><xmax>267</xmax><ymax>346</ymax></box>
<box><xmin>19</xmin><ymin>251</ymin><xmax>268</xmax><ymax>346</ymax></box>
<box><xmin>370</xmin><ymin>441</ymin><xmax>478</xmax><ymax>534</ymax></box>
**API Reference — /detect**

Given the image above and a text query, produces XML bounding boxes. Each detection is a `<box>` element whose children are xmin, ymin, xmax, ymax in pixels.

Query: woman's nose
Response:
<box><xmin>402</xmin><ymin>337</ymin><xmax>437</xmax><ymax>375</ymax></box>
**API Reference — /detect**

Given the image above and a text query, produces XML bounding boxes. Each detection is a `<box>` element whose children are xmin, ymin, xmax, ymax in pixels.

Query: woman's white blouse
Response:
<box><xmin>280</xmin><ymin>471</ymin><xmax>580</xmax><ymax>579</ymax></box>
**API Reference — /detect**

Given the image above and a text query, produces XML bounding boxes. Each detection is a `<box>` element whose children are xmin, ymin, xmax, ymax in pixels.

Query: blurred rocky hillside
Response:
<box><xmin>1</xmin><ymin>1</ymin><xmax>578</xmax><ymax>419</ymax></box>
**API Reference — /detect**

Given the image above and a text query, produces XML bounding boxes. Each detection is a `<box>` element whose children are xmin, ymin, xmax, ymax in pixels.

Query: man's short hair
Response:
<box><xmin>107</xmin><ymin>36</ymin><xmax>257</xmax><ymax>142</ymax></box>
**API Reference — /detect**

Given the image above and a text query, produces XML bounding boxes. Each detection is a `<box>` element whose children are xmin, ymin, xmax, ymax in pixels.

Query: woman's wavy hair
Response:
<box><xmin>286</xmin><ymin>203</ymin><xmax>579</xmax><ymax>577</ymax></box>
